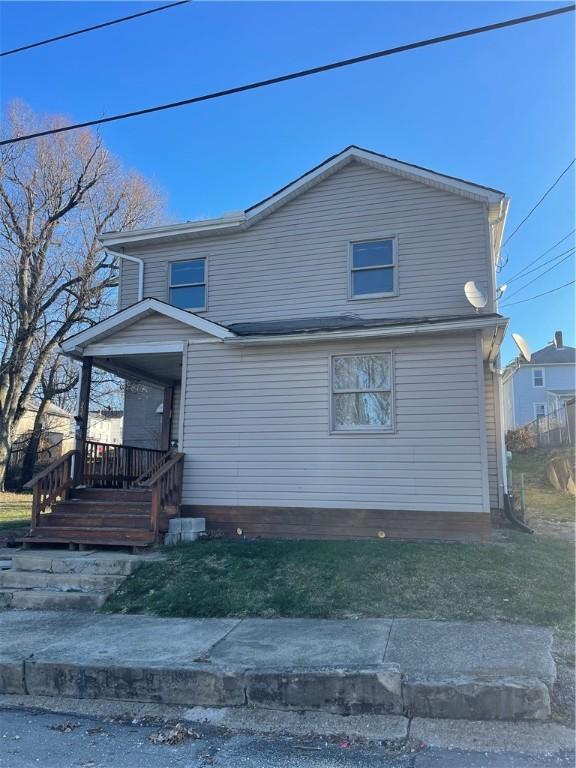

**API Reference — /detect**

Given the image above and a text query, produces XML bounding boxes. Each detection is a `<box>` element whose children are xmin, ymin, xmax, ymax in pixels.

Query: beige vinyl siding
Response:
<box><xmin>97</xmin><ymin>314</ymin><xmax>208</xmax><ymax>345</ymax></box>
<box><xmin>180</xmin><ymin>332</ymin><xmax>489</xmax><ymax>514</ymax></box>
<box><xmin>119</xmin><ymin>161</ymin><xmax>491</xmax><ymax>323</ymax></box>
<box><xmin>484</xmin><ymin>365</ymin><xmax>500</xmax><ymax>509</ymax></box>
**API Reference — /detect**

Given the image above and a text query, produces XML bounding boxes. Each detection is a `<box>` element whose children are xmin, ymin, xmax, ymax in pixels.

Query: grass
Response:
<box><xmin>105</xmin><ymin>531</ymin><xmax>575</xmax><ymax>629</ymax></box>
<box><xmin>0</xmin><ymin>491</ymin><xmax>32</xmax><ymax>531</ymax></box>
<box><xmin>509</xmin><ymin>448</ymin><xmax>575</xmax><ymax>528</ymax></box>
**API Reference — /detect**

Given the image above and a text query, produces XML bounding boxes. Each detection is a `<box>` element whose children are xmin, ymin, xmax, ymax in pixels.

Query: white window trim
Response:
<box><xmin>168</xmin><ymin>257</ymin><xmax>208</xmax><ymax>312</ymax></box>
<box><xmin>533</xmin><ymin>403</ymin><xmax>546</xmax><ymax>419</ymax></box>
<box><xmin>532</xmin><ymin>367</ymin><xmax>545</xmax><ymax>388</ymax></box>
<box><xmin>329</xmin><ymin>351</ymin><xmax>395</xmax><ymax>434</ymax></box>
<box><xmin>348</xmin><ymin>237</ymin><xmax>398</xmax><ymax>301</ymax></box>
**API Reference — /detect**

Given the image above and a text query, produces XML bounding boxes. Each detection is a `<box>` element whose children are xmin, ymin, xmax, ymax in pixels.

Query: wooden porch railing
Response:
<box><xmin>24</xmin><ymin>450</ymin><xmax>77</xmax><ymax>531</ymax></box>
<box><xmin>81</xmin><ymin>440</ymin><xmax>167</xmax><ymax>488</ymax></box>
<box><xmin>142</xmin><ymin>452</ymin><xmax>185</xmax><ymax>541</ymax></box>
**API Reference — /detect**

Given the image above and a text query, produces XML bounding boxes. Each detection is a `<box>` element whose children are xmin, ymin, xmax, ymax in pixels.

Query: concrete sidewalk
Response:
<box><xmin>0</xmin><ymin>611</ymin><xmax>556</xmax><ymax>721</ymax></box>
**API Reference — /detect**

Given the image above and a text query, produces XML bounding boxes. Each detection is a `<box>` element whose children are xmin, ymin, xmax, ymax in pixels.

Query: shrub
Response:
<box><xmin>506</xmin><ymin>427</ymin><xmax>537</xmax><ymax>453</ymax></box>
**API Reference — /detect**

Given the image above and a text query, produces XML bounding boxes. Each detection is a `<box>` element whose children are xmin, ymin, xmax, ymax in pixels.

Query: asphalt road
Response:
<box><xmin>0</xmin><ymin>709</ymin><xmax>574</xmax><ymax>768</ymax></box>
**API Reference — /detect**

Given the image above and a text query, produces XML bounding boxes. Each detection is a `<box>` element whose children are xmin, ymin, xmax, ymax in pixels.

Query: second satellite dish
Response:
<box><xmin>512</xmin><ymin>333</ymin><xmax>532</xmax><ymax>363</ymax></box>
<box><xmin>464</xmin><ymin>281</ymin><xmax>488</xmax><ymax>310</ymax></box>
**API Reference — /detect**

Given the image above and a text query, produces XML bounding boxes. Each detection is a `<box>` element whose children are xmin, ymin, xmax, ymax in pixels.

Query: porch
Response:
<box><xmin>22</xmin><ymin>342</ymin><xmax>186</xmax><ymax>549</ymax></box>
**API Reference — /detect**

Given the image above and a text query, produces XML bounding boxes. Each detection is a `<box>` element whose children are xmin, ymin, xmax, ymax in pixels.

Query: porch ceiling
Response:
<box><xmin>94</xmin><ymin>351</ymin><xmax>182</xmax><ymax>387</ymax></box>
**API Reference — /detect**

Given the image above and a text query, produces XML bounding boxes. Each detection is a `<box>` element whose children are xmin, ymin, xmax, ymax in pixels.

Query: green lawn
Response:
<box><xmin>105</xmin><ymin>531</ymin><xmax>574</xmax><ymax>629</ymax></box>
<box><xmin>0</xmin><ymin>492</ymin><xmax>32</xmax><ymax>531</ymax></box>
<box><xmin>509</xmin><ymin>448</ymin><xmax>575</xmax><ymax>529</ymax></box>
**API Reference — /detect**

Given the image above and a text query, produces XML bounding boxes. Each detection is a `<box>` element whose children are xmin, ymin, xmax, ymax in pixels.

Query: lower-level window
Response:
<box><xmin>534</xmin><ymin>403</ymin><xmax>546</xmax><ymax>419</ymax></box>
<box><xmin>331</xmin><ymin>353</ymin><xmax>394</xmax><ymax>431</ymax></box>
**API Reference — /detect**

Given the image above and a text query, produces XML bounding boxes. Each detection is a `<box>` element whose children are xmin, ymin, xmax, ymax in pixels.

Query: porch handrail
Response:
<box><xmin>142</xmin><ymin>452</ymin><xmax>184</xmax><ymax>540</ymax></box>
<box><xmin>133</xmin><ymin>449</ymin><xmax>174</xmax><ymax>486</ymax></box>
<box><xmin>23</xmin><ymin>450</ymin><xmax>78</xmax><ymax>530</ymax></box>
<box><xmin>82</xmin><ymin>440</ymin><xmax>167</xmax><ymax>488</ymax></box>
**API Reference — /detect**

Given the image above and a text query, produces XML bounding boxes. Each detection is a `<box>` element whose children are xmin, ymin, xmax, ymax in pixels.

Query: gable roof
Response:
<box><xmin>60</xmin><ymin>298</ymin><xmax>235</xmax><ymax>354</ymax></box>
<box><xmin>100</xmin><ymin>145</ymin><xmax>508</xmax><ymax>250</ymax></box>
<box><xmin>528</xmin><ymin>343</ymin><xmax>576</xmax><ymax>365</ymax></box>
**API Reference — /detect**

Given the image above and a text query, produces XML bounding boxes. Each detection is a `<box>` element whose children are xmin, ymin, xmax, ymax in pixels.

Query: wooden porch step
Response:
<box><xmin>53</xmin><ymin>501</ymin><xmax>151</xmax><ymax>515</ymax></box>
<box><xmin>41</xmin><ymin>514</ymin><xmax>152</xmax><ymax>530</ymax></box>
<box><xmin>70</xmin><ymin>488</ymin><xmax>152</xmax><ymax>502</ymax></box>
<box><xmin>22</xmin><ymin>527</ymin><xmax>156</xmax><ymax>546</ymax></box>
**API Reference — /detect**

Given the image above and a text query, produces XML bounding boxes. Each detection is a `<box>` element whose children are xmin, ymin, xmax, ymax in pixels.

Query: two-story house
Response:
<box><xmin>25</xmin><ymin>146</ymin><xmax>510</xmax><ymax>547</ymax></box>
<box><xmin>503</xmin><ymin>331</ymin><xmax>576</xmax><ymax>429</ymax></box>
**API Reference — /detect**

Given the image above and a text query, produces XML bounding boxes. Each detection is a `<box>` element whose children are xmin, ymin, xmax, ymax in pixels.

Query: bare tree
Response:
<box><xmin>0</xmin><ymin>102</ymin><xmax>163</xmax><ymax>488</ymax></box>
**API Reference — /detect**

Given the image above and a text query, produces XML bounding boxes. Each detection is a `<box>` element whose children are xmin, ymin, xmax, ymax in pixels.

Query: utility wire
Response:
<box><xmin>503</xmin><ymin>250</ymin><xmax>574</xmax><ymax>302</ymax></box>
<box><xmin>503</xmin><ymin>229</ymin><xmax>575</xmax><ymax>282</ymax></box>
<box><xmin>1</xmin><ymin>3</ymin><xmax>574</xmax><ymax>146</ymax></box>
<box><xmin>501</xmin><ymin>279</ymin><xmax>575</xmax><ymax>307</ymax></box>
<box><xmin>506</xmin><ymin>245</ymin><xmax>576</xmax><ymax>285</ymax></box>
<box><xmin>501</xmin><ymin>159</ymin><xmax>576</xmax><ymax>248</ymax></box>
<box><xmin>1</xmin><ymin>1</ymin><xmax>191</xmax><ymax>57</ymax></box>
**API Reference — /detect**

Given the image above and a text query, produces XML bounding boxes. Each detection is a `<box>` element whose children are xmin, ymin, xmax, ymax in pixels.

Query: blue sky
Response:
<box><xmin>1</xmin><ymin>1</ymin><xmax>574</xmax><ymax>363</ymax></box>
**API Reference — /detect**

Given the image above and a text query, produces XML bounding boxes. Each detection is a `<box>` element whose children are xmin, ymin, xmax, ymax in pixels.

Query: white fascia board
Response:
<box><xmin>225</xmin><ymin>316</ymin><xmax>509</xmax><ymax>347</ymax></box>
<box><xmin>99</xmin><ymin>213</ymin><xmax>246</xmax><ymax>248</ymax></box>
<box><xmin>61</xmin><ymin>298</ymin><xmax>235</xmax><ymax>354</ymax></box>
<box><xmin>84</xmin><ymin>342</ymin><xmax>185</xmax><ymax>357</ymax></box>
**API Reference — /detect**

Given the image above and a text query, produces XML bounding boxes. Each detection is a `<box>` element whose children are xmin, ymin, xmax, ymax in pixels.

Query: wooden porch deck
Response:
<box><xmin>21</xmin><ymin>441</ymin><xmax>184</xmax><ymax>549</ymax></box>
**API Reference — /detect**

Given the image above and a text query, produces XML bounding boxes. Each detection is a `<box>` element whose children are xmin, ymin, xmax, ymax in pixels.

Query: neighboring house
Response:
<box><xmin>58</xmin><ymin>145</ymin><xmax>511</xmax><ymax>543</ymax></box>
<box><xmin>87</xmin><ymin>410</ymin><xmax>124</xmax><ymax>445</ymax></box>
<box><xmin>503</xmin><ymin>331</ymin><xmax>576</xmax><ymax>429</ymax></box>
<box><xmin>12</xmin><ymin>401</ymin><xmax>74</xmax><ymax>456</ymax></box>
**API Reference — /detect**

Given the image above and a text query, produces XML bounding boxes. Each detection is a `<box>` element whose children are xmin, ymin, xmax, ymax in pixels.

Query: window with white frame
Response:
<box><xmin>350</xmin><ymin>239</ymin><xmax>396</xmax><ymax>299</ymax></box>
<box><xmin>169</xmin><ymin>259</ymin><xmax>206</xmax><ymax>310</ymax></box>
<box><xmin>534</xmin><ymin>403</ymin><xmax>546</xmax><ymax>419</ymax></box>
<box><xmin>331</xmin><ymin>353</ymin><xmax>394</xmax><ymax>431</ymax></box>
<box><xmin>532</xmin><ymin>368</ymin><xmax>545</xmax><ymax>388</ymax></box>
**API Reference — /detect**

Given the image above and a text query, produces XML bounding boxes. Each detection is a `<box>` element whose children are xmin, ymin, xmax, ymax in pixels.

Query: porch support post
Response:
<box><xmin>160</xmin><ymin>386</ymin><xmax>174</xmax><ymax>451</ymax></box>
<box><xmin>74</xmin><ymin>356</ymin><xmax>93</xmax><ymax>484</ymax></box>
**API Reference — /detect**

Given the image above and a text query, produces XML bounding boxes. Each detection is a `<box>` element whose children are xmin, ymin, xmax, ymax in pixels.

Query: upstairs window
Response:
<box><xmin>532</xmin><ymin>368</ymin><xmax>545</xmax><ymax>388</ymax></box>
<box><xmin>331</xmin><ymin>353</ymin><xmax>394</xmax><ymax>432</ymax></box>
<box><xmin>169</xmin><ymin>259</ymin><xmax>206</xmax><ymax>310</ymax></box>
<box><xmin>350</xmin><ymin>239</ymin><xmax>397</xmax><ymax>299</ymax></box>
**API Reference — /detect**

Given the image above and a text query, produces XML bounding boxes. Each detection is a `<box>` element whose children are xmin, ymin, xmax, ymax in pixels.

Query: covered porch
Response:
<box><xmin>19</xmin><ymin>303</ymin><xmax>214</xmax><ymax>549</ymax></box>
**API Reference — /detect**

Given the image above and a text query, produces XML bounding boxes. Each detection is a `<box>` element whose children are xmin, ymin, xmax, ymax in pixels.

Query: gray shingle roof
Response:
<box><xmin>227</xmin><ymin>313</ymin><xmax>502</xmax><ymax>337</ymax></box>
<box><xmin>528</xmin><ymin>344</ymin><xmax>576</xmax><ymax>365</ymax></box>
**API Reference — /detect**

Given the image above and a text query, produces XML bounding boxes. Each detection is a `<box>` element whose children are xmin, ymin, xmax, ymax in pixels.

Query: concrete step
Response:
<box><xmin>0</xmin><ymin>569</ymin><xmax>124</xmax><ymax>593</ymax></box>
<box><xmin>12</xmin><ymin>550</ymin><xmax>150</xmax><ymax>576</ymax></box>
<box><xmin>0</xmin><ymin>589</ymin><xmax>106</xmax><ymax>611</ymax></box>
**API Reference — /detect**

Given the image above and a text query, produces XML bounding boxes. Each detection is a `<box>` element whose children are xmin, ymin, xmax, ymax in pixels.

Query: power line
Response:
<box><xmin>503</xmin><ymin>250</ymin><xmax>574</xmax><ymax>302</ymax></box>
<box><xmin>506</xmin><ymin>245</ymin><xmax>576</xmax><ymax>285</ymax></box>
<box><xmin>1</xmin><ymin>3</ymin><xmax>574</xmax><ymax>147</ymax></box>
<box><xmin>503</xmin><ymin>228</ymin><xmax>575</xmax><ymax>282</ymax></box>
<box><xmin>501</xmin><ymin>279</ymin><xmax>575</xmax><ymax>307</ymax></box>
<box><xmin>501</xmin><ymin>159</ymin><xmax>576</xmax><ymax>248</ymax></box>
<box><xmin>0</xmin><ymin>1</ymin><xmax>191</xmax><ymax>58</ymax></box>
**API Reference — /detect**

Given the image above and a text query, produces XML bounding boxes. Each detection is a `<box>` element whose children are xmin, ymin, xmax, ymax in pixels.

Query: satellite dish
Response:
<box><xmin>464</xmin><ymin>281</ymin><xmax>488</xmax><ymax>311</ymax></box>
<box><xmin>512</xmin><ymin>333</ymin><xmax>532</xmax><ymax>363</ymax></box>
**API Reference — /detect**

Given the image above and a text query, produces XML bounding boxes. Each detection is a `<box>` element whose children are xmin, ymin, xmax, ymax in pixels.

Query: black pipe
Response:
<box><xmin>503</xmin><ymin>493</ymin><xmax>534</xmax><ymax>534</ymax></box>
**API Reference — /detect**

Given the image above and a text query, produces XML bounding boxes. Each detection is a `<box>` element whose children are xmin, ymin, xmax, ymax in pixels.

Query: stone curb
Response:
<box><xmin>2</xmin><ymin>657</ymin><xmax>553</xmax><ymax>721</ymax></box>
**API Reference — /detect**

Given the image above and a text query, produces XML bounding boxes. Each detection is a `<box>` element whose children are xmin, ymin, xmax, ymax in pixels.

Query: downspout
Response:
<box><xmin>106</xmin><ymin>246</ymin><xmax>144</xmax><ymax>302</ymax></box>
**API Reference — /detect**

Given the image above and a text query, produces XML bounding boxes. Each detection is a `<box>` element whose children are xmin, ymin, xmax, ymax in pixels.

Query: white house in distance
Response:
<box><xmin>503</xmin><ymin>331</ymin><xmax>576</xmax><ymax>430</ymax></box>
<box><xmin>28</xmin><ymin>146</ymin><xmax>512</xmax><ymax>547</ymax></box>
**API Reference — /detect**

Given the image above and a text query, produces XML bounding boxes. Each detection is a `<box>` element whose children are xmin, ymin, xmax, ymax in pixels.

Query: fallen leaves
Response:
<box><xmin>48</xmin><ymin>722</ymin><xmax>79</xmax><ymax>733</ymax></box>
<box><xmin>148</xmin><ymin>722</ymin><xmax>201</xmax><ymax>745</ymax></box>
